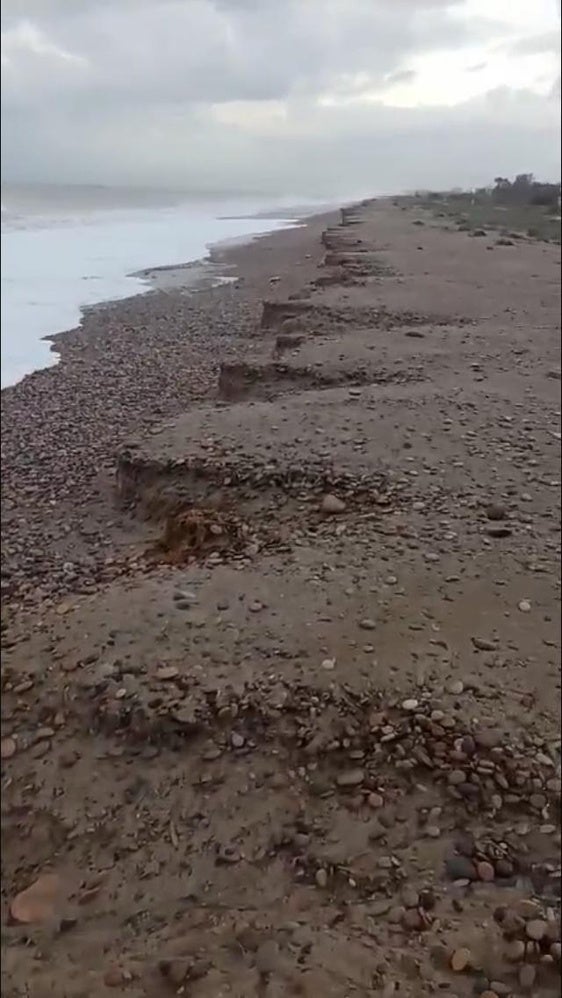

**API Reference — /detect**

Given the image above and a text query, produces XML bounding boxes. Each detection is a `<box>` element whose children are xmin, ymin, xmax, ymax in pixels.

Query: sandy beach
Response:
<box><xmin>1</xmin><ymin>198</ymin><xmax>561</xmax><ymax>997</ymax></box>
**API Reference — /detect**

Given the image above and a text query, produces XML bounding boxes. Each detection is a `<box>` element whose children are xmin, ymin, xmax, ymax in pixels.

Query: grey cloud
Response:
<box><xmin>1</xmin><ymin>0</ymin><xmax>560</xmax><ymax>193</ymax></box>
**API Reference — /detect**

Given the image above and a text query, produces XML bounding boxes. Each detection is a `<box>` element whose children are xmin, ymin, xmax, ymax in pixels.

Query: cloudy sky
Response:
<box><xmin>1</xmin><ymin>0</ymin><xmax>560</xmax><ymax>197</ymax></box>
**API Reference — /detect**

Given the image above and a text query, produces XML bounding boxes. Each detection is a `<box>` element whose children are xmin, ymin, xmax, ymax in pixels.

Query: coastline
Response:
<box><xmin>2</xmin><ymin>194</ymin><xmax>560</xmax><ymax>998</ymax></box>
<box><xmin>1</xmin><ymin>202</ymin><xmax>322</xmax><ymax>390</ymax></box>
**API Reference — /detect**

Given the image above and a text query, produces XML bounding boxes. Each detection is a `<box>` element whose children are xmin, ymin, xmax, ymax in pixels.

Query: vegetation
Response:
<box><xmin>401</xmin><ymin>175</ymin><xmax>561</xmax><ymax>243</ymax></box>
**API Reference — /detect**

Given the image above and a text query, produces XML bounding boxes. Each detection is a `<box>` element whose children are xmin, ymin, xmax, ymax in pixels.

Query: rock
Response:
<box><xmin>450</xmin><ymin>947</ymin><xmax>473</xmax><ymax>972</ymax></box>
<box><xmin>401</xmin><ymin>908</ymin><xmax>423</xmax><ymax>931</ymax></box>
<box><xmin>336</xmin><ymin>769</ymin><xmax>364</xmax><ymax>788</ymax></box>
<box><xmin>321</xmin><ymin>494</ymin><xmax>346</xmax><ymax>514</ymax></box>
<box><xmin>445</xmin><ymin>856</ymin><xmax>476</xmax><ymax>881</ymax></box>
<box><xmin>504</xmin><ymin>939</ymin><xmax>526</xmax><ymax>962</ymax></box>
<box><xmin>368</xmin><ymin>792</ymin><xmax>384</xmax><ymax>809</ymax></box>
<box><xmin>315</xmin><ymin>869</ymin><xmax>328</xmax><ymax>888</ymax></box>
<box><xmin>321</xmin><ymin>657</ymin><xmax>336</xmax><ymax>671</ymax></box>
<box><xmin>402</xmin><ymin>699</ymin><xmax>419</xmax><ymax>711</ymax></box>
<box><xmin>485</xmin><ymin>504</ymin><xmax>507</xmax><ymax>521</ymax></box>
<box><xmin>476</xmin><ymin>861</ymin><xmax>495</xmax><ymax>882</ymax></box>
<box><xmin>446</xmin><ymin>679</ymin><xmax>464</xmax><ymax>695</ymax></box>
<box><xmin>9</xmin><ymin>873</ymin><xmax>61</xmax><ymax>924</ymax></box>
<box><xmin>156</xmin><ymin>665</ymin><xmax>179</xmax><ymax>680</ymax></box>
<box><xmin>159</xmin><ymin>959</ymin><xmax>191</xmax><ymax>985</ymax></box>
<box><xmin>401</xmin><ymin>886</ymin><xmax>419</xmax><ymax>909</ymax></box>
<box><xmin>518</xmin><ymin>964</ymin><xmax>536</xmax><ymax>992</ymax></box>
<box><xmin>249</xmin><ymin>600</ymin><xmax>264</xmax><ymax>612</ymax></box>
<box><xmin>1</xmin><ymin>736</ymin><xmax>16</xmax><ymax>759</ymax></box>
<box><xmin>104</xmin><ymin>966</ymin><xmax>130</xmax><ymax>988</ymax></box>
<box><xmin>526</xmin><ymin>919</ymin><xmax>548</xmax><ymax>941</ymax></box>
<box><xmin>255</xmin><ymin>940</ymin><xmax>282</xmax><ymax>975</ymax></box>
<box><xmin>231</xmin><ymin>732</ymin><xmax>245</xmax><ymax>749</ymax></box>
<box><xmin>448</xmin><ymin>769</ymin><xmax>466</xmax><ymax>786</ymax></box>
<box><xmin>359</xmin><ymin>618</ymin><xmax>376</xmax><ymax>631</ymax></box>
<box><xmin>472</xmin><ymin>637</ymin><xmax>497</xmax><ymax>651</ymax></box>
<box><xmin>486</xmin><ymin>526</ymin><xmax>513</xmax><ymax>538</ymax></box>
<box><xmin>518</xmin><ymin>600</ymin><xmax>532</xmax><ymax>612</ymax></box>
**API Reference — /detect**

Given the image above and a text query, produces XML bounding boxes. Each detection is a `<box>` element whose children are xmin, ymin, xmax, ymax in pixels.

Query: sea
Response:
<box><xmin>0</xmin><ymin>184</ymin><xmax>331</xmax><ymax>389</ymax></box>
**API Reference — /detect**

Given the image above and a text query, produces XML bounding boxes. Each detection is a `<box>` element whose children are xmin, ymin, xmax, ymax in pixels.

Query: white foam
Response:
<box><xmin>1</xmin><ymin>200</ymin><xmax>296</xmax><ymax>388</ymax></box>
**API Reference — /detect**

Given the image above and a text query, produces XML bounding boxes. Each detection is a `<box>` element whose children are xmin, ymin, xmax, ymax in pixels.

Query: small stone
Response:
<box><xmin>504</xmin><ymin>939</ymin><xmax>526</xmax><ymax>963</ymax></box>
<box><xmin>402</xmin><ymin>698</ymin><xmax>419</xmax><ymax>711</ymax></box>
<box><xmin>526</xmin><ymin>919</ymin><xmax>548</xmax><ymax>941</ymax></box>
<box><xmin>489</xmin><ymin>983</ymin><xmax>511</xmax><ymax>997</ymax></box>
<box><xmin>515</xmin><ymin>899</ymin><xmax>540</xmax><ymax>918</ymax></box>
<box><xmin>472</xmin><ymin>637</ymin><xmax>498</xmax><ymax>651</ymax></box>
<box><xmin>9</xmin><ymin>873</ymin><xmax>61</xmax><ymax>924</ymax></box>
<box><xmin>426</xmin><ymin>825</ymin><xmax>441</xmax><ymax>838</ymax></box>
<box><xmin>518</xmin><ymin>600</ymin><xmax>531</xmax><ymax>613</ymax></box>
<box><xmin>321</xmin><ymin>494</ymin><xmax>346</xmax><ymax>514</ymax></box>
<box><xmin>476</xmin><ymin>861</ymin><xmax>495</xmax><ymax>883</ymax></box>
<box><xmin>160</xmin><ymin>959</ymin><xmax>191</xmax><ymax>985</ymax></box>
<box><xmin>479</xmin><ymin>991</ymin><xmax>499</xmax><ymax>998</ymax></box>
<box><xmin>315</xmin><ymin>868</ymin><xmax>328</xmax><ymax>889</ymax></box>
<box><xmin>486</xmin><ymin>504</ymin><xmax>507</xmax><ymax>521</ymax></box>
<box><xmin>336</xmin><ymin>769</ymin><xmax>364</xmax><ymax>788</ymax></box>
<box><xmin>401</xmin><ymin>886</ymin><xmax>419</xmax><ymax>908</ymax></box>
<box><xmin>104</xmin><ymin>967</ymin><xmax>129</xmax><ymax>988</ymax></box>
<box><xmin>518</xmin><ymin>964</ymin><xmax>536</xmax><ymax>992</ymax></box>
<box><xmin>156</xmin><ymin>665</ymin><xmax>179</xmax><ymax>680</ymax></box>
<box><xmin>248</xmin><ymin>600</ymin><xmax>263</xmax><ymax>612</ymax></box>
<box><xmin>231</xmin><ymin>732</ymin><xmax>245</xmax><ymax>749</ymax></box>
<box><xmin>368</xmin><ymin>792</ymin><xmax>384</xmax><ymax>809</ymax></box>
<box><xmin>451</xmin><ymin>947</ymin><xmax>472</xmax><ymax>972</ymax></box>
<box><xmin>446</xmin><ymin>679</ymin><xmax>464</xmax><ymax>695</ymax></box>
<box><xmin>255</xmin><ymin>940</ymin><xmax>281</xmax><ymax>975</ymax></box>
<box><xmin>359</xmin><ymin>618</ymin><xmax>376</xmax><ymax>631</ymax></box>
<box><xmin>321</xmin><ymin>657</ymin><xmax>336</xmax><ymax>671</ymax></box>
<box><xmin>1</xmin><ymin>736</ymin><xmax>16</xmax><ymax>759</ymax></box>
<box><xmin>550</xmin><ymin>942</ymin><xmax>561</xmax><ymax>961</ymax></box>
<box><xmin>401</xmin><ymin>908</ymin><xmax>423</xmax><ymax>931</ymax></box>
<box><xmin>448</xmin><ymin>769</ymin><xmax>466</xmax><ymax>786</ymax></box>
<box><xmin>445</xmin><ymin>856</ymin><xmax>476</xmax><ymax>881</ymax></box>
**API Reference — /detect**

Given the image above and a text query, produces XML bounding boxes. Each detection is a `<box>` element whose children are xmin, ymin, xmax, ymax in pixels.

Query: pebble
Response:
<box><xmin>321</xmin><ymin>494</ymin><xmax>346</xmax><ymax>514</ymax></box>
<box><xmin>450</xmin><ymin>947</ymin><xmax>472</xmax><ymax>972</ymax></box>
<box><xmin>368</xmin><ymin>792</ymin><xmax>384</xmax><ymax>809</ymax></box>
<box><xmin>336</xmin><ymin>769</ymin><xmax>364</xmax><ymax>788</ymax></box>
<box><xmin>504</xmin><ymin>939</ymin><xmax>526</xmax><ymax>962</ymax></box>
<box><xmin>402</xmin><ymin>698</ymin><xmax>419</xmax><ymax>711</ymax></box>
<box><xmin>1</xmin><ymin>736</ymin><xmax>16</xmax><ymax>759</ymax></box>
<box><xmin>156</xmin><ymin>665</ymin><xmax>179</xmax><ymax>680</ymax></box>
<box><xmin>401</xmin><ymin>908</ymin><xmax>423</xmax><ymax>931</ymax></box>
<box><xmin>446</xmin><ymin>679</ymin><xmax>464</xmax><ymax>695</ymax></box>
<box><xmin>476</xmin><ymin>861</ymin><xmax>495</xmax><ymax>882</ymax></box>
<box><xmin>248</xmin><ymin>600</ymin><xmax>264</xmax><ymax>612</ymax></box>
<box><xmin>321</xmin><ymin>657</ymin><xmax>336</xmax><ymax>671</ymax></box>
<box><xmin>315</xmin><ymin>868</ymin><xmax>328</xmax><ymax>888</ymax></box>
<box><xmin>518</xmin><ymin>964</ymin><xmax>536</xmax><ymax>992</ymax></box>
<box><xmin>9</xmin><ymin>873</ymin><xmax>61</xmax><ymax>924</ymax></box>
<box><xmin>231</xmin><ymin>732</ymin><xmax>245</xmax><ymax>749</ymax></box>
<box><xmin>518</xmin><ymin>599</ymin><xmax>532</xmax><ymax>612</ymax></box>
<box><xmin>526</xmin><ymin>918</ymin><xmax>548</xmax><ymax>941</ymax></box>
<box><xmin>448</xmin><ymin>769</ymin><xmax>466</xmax><ymax>786</ymax></box>
<box><xmin>401</xmin><ymin>886</ymin><xmax>419</xmax><ymax>908</ymax></box>
<box><xmin>359</xmin><ymin>618</ymin><xmax>376</xmax><ymax>630</ymax></box>
<box><xmin>445</xmin><ymin>856</ymin><xmax>476</xmax><ymax>881</ymax></box>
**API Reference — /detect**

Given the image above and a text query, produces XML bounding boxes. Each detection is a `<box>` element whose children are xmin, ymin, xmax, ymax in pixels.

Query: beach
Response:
<box><xmin>1</xmin><ymin>197</ymin><xmax>561</xmax><ymax>997</ymax></box>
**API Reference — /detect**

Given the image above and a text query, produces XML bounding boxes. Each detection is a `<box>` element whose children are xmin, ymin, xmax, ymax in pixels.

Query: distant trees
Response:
<box><xmin>492</xmin><ymin>174</ymin><xmax>560</xmax><ymax>208</ymax></box>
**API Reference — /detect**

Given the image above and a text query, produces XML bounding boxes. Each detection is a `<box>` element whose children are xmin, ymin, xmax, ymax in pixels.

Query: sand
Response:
<box><xmin>1</xmin><ymin>198</ymin><xmax>561</xmax><ymax>997</ymax></box>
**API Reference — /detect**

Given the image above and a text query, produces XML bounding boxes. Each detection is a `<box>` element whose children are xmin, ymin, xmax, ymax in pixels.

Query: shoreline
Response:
<box><xmin>2</xmin><ymin>202</ymin><xmax>326</xmax><ymax>391</ymax></box>
<box><xmin>1</xmin><ymin>194</ymin><xmax>560</xmax><ymax>998</ymax></box>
